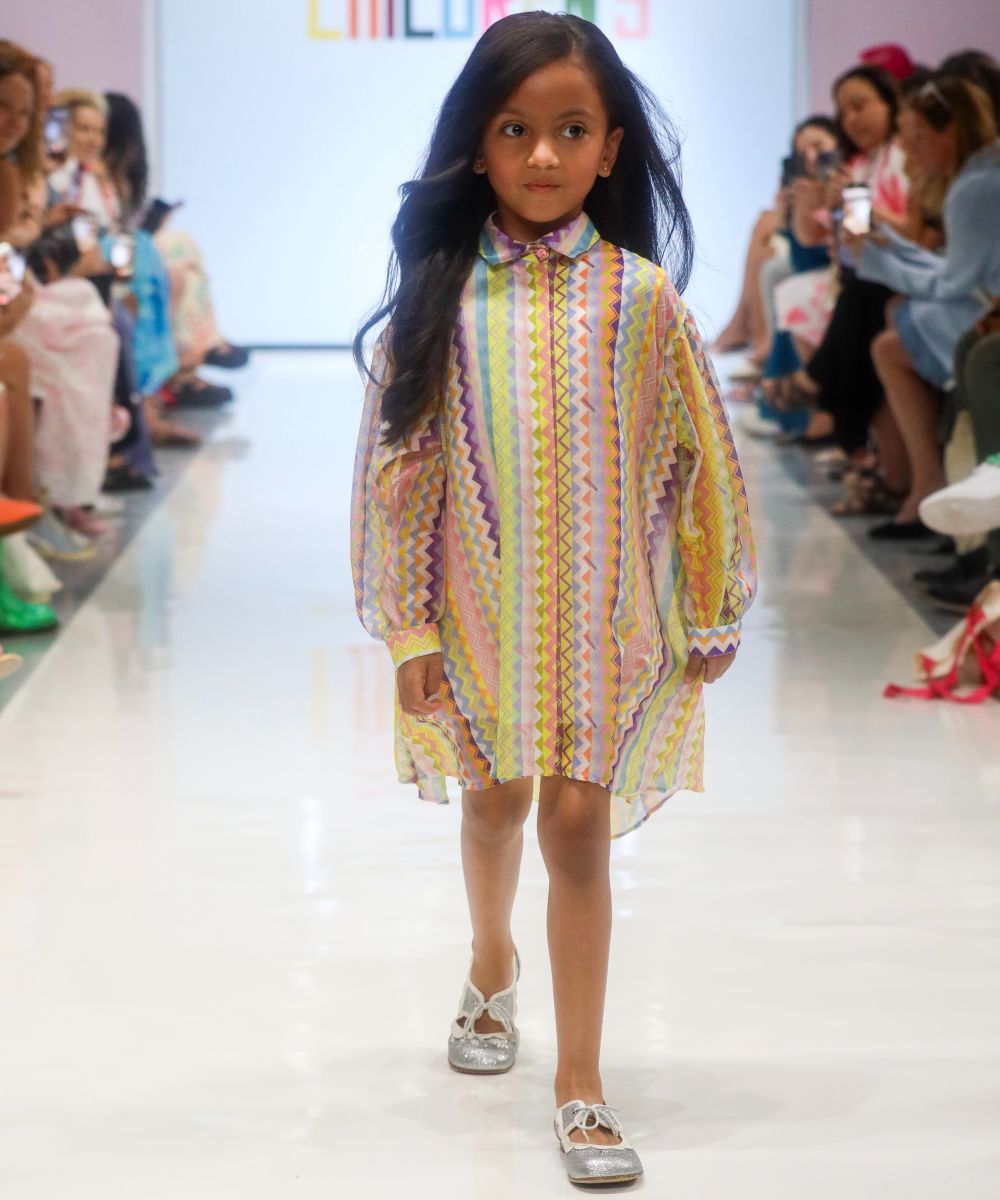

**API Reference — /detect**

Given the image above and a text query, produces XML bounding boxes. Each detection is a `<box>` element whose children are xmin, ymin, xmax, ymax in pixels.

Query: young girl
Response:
<box><xmin>351</xmin><ymin>13</ymin><xmax>755</xmax><ymax>1187</ymax></box>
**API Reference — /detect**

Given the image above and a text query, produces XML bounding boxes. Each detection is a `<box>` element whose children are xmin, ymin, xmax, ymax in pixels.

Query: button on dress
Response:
<box><xmin>352</xmin><ymin>212</ymin><xmax>756</xmax><ymax>836</ymax></box>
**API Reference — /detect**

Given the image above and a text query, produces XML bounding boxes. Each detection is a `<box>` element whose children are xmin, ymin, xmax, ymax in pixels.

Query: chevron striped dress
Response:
<box><xmin>351</xmin><ymin>211</ymin><xmax>756</xmax><ymax>837</ymax></box>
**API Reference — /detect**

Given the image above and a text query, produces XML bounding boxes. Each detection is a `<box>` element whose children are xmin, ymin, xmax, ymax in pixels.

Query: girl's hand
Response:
<box><xmin>397</xmin><ymin>652</ymin><xmax>444</xmax><ymax>716</ymax></box>
<box><xmin>684</xmin><ymin>650</ymin><xmax>737</xmax><ymax>685</ymax></box>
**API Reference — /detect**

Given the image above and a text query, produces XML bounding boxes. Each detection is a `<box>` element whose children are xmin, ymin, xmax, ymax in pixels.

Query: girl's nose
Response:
<box><xmin>527</xmin><ymin>138</ymin><xmax>560</xmax><ymax>168</ymax></box>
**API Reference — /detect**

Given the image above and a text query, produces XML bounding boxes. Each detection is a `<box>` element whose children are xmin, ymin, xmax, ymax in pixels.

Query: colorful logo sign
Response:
<box><xmin>308</xmin><ymin>1</ymin><xmax>650</xmax><ymax>41</ymax></box>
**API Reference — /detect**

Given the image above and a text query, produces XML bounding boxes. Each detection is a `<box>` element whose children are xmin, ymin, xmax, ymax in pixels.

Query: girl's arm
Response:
<box><xmin>649</xmin><ymin>294</ymin><xmax>757</xmax><ymax>661</ymax></box>
<box><xmin>350</xmin><ymin>336</ymin><xmax>447</xmax><ymax>668</ymax></box>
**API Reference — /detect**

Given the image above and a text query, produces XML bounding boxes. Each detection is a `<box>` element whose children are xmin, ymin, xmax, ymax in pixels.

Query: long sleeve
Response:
<box><xmin>656</xmin><ymin>300</ymin><xmax>757</xmax><ymax>657</ymax></box>
<box><xmin>349</xmin><ymin>337</ymin><xmax>447</xmax><ymax>668</ymax></box>
<box><xmin>858</xmin><ymin>172</ymin><xmax>1000</xmax><ymax>302</ymax></box>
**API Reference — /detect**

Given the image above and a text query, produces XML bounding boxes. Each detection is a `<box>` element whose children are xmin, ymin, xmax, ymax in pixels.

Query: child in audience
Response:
<box><xmin>352</xmin><ymin>12</ymin><xmax>755</xmax><ymax>1187</ymax></box>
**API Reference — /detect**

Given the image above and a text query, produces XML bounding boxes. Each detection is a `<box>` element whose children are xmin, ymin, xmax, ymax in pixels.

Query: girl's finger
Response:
<box><xmin>425</xmin><ymin>655</ymin><xmax>444</xmax><ymax>700</ymax></box>
<box><xmin>684</xmin><ymin>657</ymin><xmax>706</xmax><ymax>684</ymax></box>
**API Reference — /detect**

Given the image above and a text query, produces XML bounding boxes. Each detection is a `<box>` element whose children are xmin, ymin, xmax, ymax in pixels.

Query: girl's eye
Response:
<box><xmin>562</xmin><ymin>124</ymin><xmax>587</xmax><ymax>139</ymax></box>
<box><xmin>500</xmin><ymin>122</ymin><xmax>526</xmax><ymax>137</ymax></box>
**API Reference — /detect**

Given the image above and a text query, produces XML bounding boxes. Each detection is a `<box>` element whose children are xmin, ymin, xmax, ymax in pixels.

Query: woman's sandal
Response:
<box><xmin>447</xmin><ymin>948</ymin><xmax>520</xmax><ymax>1074</ymax></box>
<box><xmin>554</xmin><ymin>1101</ymin><xmax>643</xmax><ymax>1186</ymax></box>
<box><xmin>831</xmin><ymin>467</ymin><xmax>904</xmax><ymax>517</ymax></box>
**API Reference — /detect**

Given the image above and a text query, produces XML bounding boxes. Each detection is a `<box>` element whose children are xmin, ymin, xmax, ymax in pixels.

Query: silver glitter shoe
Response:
<box><xmin>447</xmin><ymin>948</ymin><xmax>520</xmax><ymax>1074</ymax></box>
<box><xmin>554</xmin><ymin>1100</ymin><xmax>643</xmax><ymax>1186</ymax></box>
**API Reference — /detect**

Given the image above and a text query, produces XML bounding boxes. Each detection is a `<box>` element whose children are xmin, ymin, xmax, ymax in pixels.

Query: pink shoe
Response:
<box><xmin>55</xmin><ymin>506</ymin><xmax>112</xmax><ymax>539</ymax></box>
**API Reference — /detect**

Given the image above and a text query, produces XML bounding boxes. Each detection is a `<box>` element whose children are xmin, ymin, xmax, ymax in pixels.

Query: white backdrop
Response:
<box><xmin>158</xmin><ymin>0</ymin><xmax>799</xmax><ymax>345</ymax></box>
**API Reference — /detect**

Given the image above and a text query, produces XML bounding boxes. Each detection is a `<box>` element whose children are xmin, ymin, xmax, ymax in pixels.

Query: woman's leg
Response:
<box><xmin>0</xmin><ymin>343</ymin><xmax>36</xmax><ymax>500</ymax></box>
<box><xmin>871</xmin><ymin>329</ymin><xmax>946</xmax><ymax>522</ymax></box>
<box><xmin>460</xmin><ymin>778</ymin><xmax>534</xmax><ymax>1030</ymax></box>
<box><xmin>536</xmin><ymin>776</ymin><xmax>617</xmax><ymax>1145</ymax></box>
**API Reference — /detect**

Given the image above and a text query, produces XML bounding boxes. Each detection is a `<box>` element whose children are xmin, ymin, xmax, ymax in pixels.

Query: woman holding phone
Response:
<box><xmin>852</xmin><ymin>77</ymin><xmax>1000</xmax><ymax>538</ymax></box>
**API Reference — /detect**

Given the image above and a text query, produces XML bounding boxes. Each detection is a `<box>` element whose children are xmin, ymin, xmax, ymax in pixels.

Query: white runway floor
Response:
<box><xmin>1</xmin><ymin>352</ymin><xmax>999</xmax><ymax>1198</ymax></box>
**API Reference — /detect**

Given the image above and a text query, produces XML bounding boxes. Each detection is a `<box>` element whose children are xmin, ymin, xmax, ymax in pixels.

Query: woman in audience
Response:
<box><xmin>48</xmin><ymin>88</ymin><xmax>200</xmax><ymax>448</ymax></box>
<box><xmin>104</xmin><ymin>93</ymin><xmax>247</xmax><ymax>397</ymax></box>
<box><xmin>0</xmin><ymin>78</ymin><xmax>58</xmax><ymax>632</ymax></box>
<box><xmin>760</xmin><ymin>117</ymin><xmax>844</xmax><ymax>413</ymax></box>
<box><xmin>853</xmin><ymin>77</ymin><xmax>1000</xmax><ymax>538</ymax></box>
<box><xmin>789</xmin><ymin>66</ymin><xmax>911</xmax><ymax>487</ymax></box>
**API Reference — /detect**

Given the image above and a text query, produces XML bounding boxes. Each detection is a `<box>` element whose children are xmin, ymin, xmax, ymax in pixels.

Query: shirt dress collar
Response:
<box><xmin>478</xmin><ymin>210</ymin><xmax>600</xmax><ymax>265</ymax></box>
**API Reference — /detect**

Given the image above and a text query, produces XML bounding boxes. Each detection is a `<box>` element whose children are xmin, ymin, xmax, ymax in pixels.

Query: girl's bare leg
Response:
<box><xmin>537</xmin><ymin>776</ymin><xmax>617</xmax><ymax>1146</ymax></box>
<box><xmin>0</xmin><ymin>343</ymin><xmax>36</xmax><ymax>499</ymax></box>
<box><xmin>872</xmin><ymin>330</ymin><xmax>946</xmax><ymax>521</ymax></box>
<box><xmin>460</xmin><ymin>778</ymin><xmax>533</xmax><ymax>1032</ymax></box>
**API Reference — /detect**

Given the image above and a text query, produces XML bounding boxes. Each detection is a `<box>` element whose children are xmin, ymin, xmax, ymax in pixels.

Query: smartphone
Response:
<box><xmin>71</xmin><ymin>215</ymin><xmax>97</xmax><ymax>253</ymax></box>
<box><xmin>841</xmin><ymin>185</ymin><xmax>873</xmax><ymax>235</ymax></box>
<box><xmin>44</xmin><ymin>106</ymin><xmax>69</xmax><ymax>158</ymax></box>
<box><xmin>814</xmin><ymin>149</ymin><xmax>842</xmax><ymax>182</ymax></box>
<box><xmin>780</xmin><ymin>152</ymin><xmax>807</xmax><ymax>188</ymax></box>
<box><xmin>108</xmin><ymin>233</ymin><xmax>135</xmax><ymax>278</ymax></box>
<box><xmin>140</xmin><ymin>197</ymin><xmax>184</xmax><ymax>235</ymax></box>
<box><xmin>0</xmin><ymin>242</ymin><xmax>26</xmax><ymax>306</ymax></box>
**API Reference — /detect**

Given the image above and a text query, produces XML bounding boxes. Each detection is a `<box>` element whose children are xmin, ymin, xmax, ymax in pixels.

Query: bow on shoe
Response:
<box><xmin>565</xmin><ymin>1104</ymin><xmax>623</xmax><ymax>1144</ymax></box>
<box><xmin>455</xmin><ymin>995</ymin><xmax>514</xmax><ymax>1041</ymax></box>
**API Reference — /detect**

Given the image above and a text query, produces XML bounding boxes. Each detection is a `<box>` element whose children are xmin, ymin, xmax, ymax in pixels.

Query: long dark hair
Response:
<box><xmin>938</xmin><ymin>50</ymin><xmax>1000</xmax><ymax>123</ymax></box>
<box><xmin>832</xmin><ymin>64</ymin><xmax>900</xmax><ymax>157</ymax></box>
<box><xmin>354</xmin><ymin>12</ymin><xmax>694</xmax><ymax>445</ymax></box>
<box><xmin>104</xmin><ymin>92</ymin><xmax>149</xmax><ymax>218</ymax></box>
<box><xmin>791</xmin><ymin>113</ymin><xmax>850</xmax><ymax>159</ymax></box>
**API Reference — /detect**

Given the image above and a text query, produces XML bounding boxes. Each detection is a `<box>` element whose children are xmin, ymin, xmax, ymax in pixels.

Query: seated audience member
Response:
<box><xmin>917</xmin><ymin>301</ymin><xmax>1000</xmax><ymax>606</ymax></box>
<box><xmin>938</xmin><ymin>50</ymin><xmax>1000</xmax><ymax>122</ymax></box>
<box><xmin>788</xmin><ymin>66</ymin><xmax>911</xmax><ymax>485</ymax></box>
<box><xmin>759</xmin><ymin>116</ymin><xmax>844</xmax><ymax>420</ymax></box>
<box><xmin>851</xmin><ymin>77</ymin><xmax>1000</xmax><ymax>538</ymax></box>
<box><xmin>14</xmin><ymin>221</ymin><xmax>119</xmax><ymax>554</ymax></box>
<box><xmin>48</xmin><ymin>88</ymin><xmax>201</xmax><ymax>448</ymax></box>
<box><xmin>717</xmin><ymin>116</ymin><xmax>843</xmax><ymax>385</ymax></box>
<box><xmin>104</xmin><ymin>92</ymin><xmax>248</xmax><ymax>398</ymax></box>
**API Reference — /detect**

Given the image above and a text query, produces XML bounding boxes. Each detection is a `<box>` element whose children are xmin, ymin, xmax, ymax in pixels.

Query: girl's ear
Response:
<box><xmin>472</xmin><ymin>150</ymin><xmax>487</xmax><ymax>175</ymax></box>
<box><xmin>600</xmin><ymin>126</ymin><xmax>625</xmax><ymax>176</ymax></box>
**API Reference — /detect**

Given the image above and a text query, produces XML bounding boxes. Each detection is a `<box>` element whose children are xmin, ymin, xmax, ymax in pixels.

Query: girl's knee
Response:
<box><xmin>871</xmin><ymin>329</ymin><xmax>901</xmax><ymax>366</ymax></box>
<box><xmin>462</xmin><ymin>781</ymin><xmax>531</xmax><ymax>844</ymax></box>
<box><xmin>537</xmin><ymin>779</ymin><xmax>610</xmax><ymax>877</ymax></box>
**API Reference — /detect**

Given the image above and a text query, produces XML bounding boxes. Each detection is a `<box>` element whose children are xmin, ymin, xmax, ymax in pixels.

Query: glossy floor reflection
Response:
<box><xmin>1</xmin><ymin>352</ymin><xmax>998</xmax><ymax>1199</ymax></box>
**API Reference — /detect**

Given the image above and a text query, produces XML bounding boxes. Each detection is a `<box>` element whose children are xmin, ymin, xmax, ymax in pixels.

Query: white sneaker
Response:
<box><xmin>26</xmin><ymin>512</ymin><xmax>98</xmax><ymax>562</ymax></box>
<box><xmin>739</xmin><ymin>408</ymin><xmax>783</xmax><ymax>439</ymax></box>
<box><xmin>919</xmin><ymin>455</ymin><xmax>1000</xmax><ymax>537</ymax></box>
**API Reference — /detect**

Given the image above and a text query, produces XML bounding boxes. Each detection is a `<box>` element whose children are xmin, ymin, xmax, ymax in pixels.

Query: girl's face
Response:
<box><xmin>475</xmin><ymin>57</ymin><xmax>623</xmax><ymax>244</ymax></box>
<box><xmin>905</xmin><ymin>109</ymin><xmax>958</xmax><ymax>176</ymax></box>
<box><xmin>0</xmin><ymin>71</ymin><xmax>35</xmax><ymax>157</ymax></box>
<box><xmin>836</xmin><ymin>77</ymin><xmax>894</xmax><ymax>155</ymax></box>
<box><xmin>69</xmin><ymin>104</ymin><xmax>106</xmax><ymax>166</ymax></box>
<box><xmin>793</xmin><ymin>123</ymin><xmax>838</xmax><ymax>173</ymax></box>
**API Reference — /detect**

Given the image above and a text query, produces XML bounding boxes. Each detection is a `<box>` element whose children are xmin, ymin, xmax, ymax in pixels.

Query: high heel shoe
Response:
<box><xmin>447</xmin><ymin>948</ymin><xmax>520</xmax><ymax>1074</ymax></box>
<box><xmin>554</xmin><ymin>1100</ymin><xmax>643</xmax><ymax>1186</ymax></box>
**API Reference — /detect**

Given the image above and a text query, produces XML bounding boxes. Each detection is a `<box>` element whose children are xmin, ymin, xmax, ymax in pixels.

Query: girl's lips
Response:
<box><xmin>525</xmin><ymin>182</ymin><xmax>559</xmax><ymax>192</ymax></box>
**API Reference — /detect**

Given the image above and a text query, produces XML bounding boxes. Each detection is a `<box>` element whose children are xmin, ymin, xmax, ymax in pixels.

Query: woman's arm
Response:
<box><xmin>791</xmin><ymin>177</ymin><xmax>831</xmax><ymax>247</ymax></box>
<box><xmin>859</xmin><ymin>178</ymin><xmax>1000</xmax><ymax>302</ymax></box>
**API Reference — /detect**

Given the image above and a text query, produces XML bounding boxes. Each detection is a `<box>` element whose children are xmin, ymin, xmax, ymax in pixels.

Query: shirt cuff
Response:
<box><xmin>386</xmin><ymin>622</ymin><xmax>442</xmax><ymax>668</ymax></box>
<box><xmin>688</xmin><ymin>622</ymin><xmax>742</xmax><ymax>657</ymax></box>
